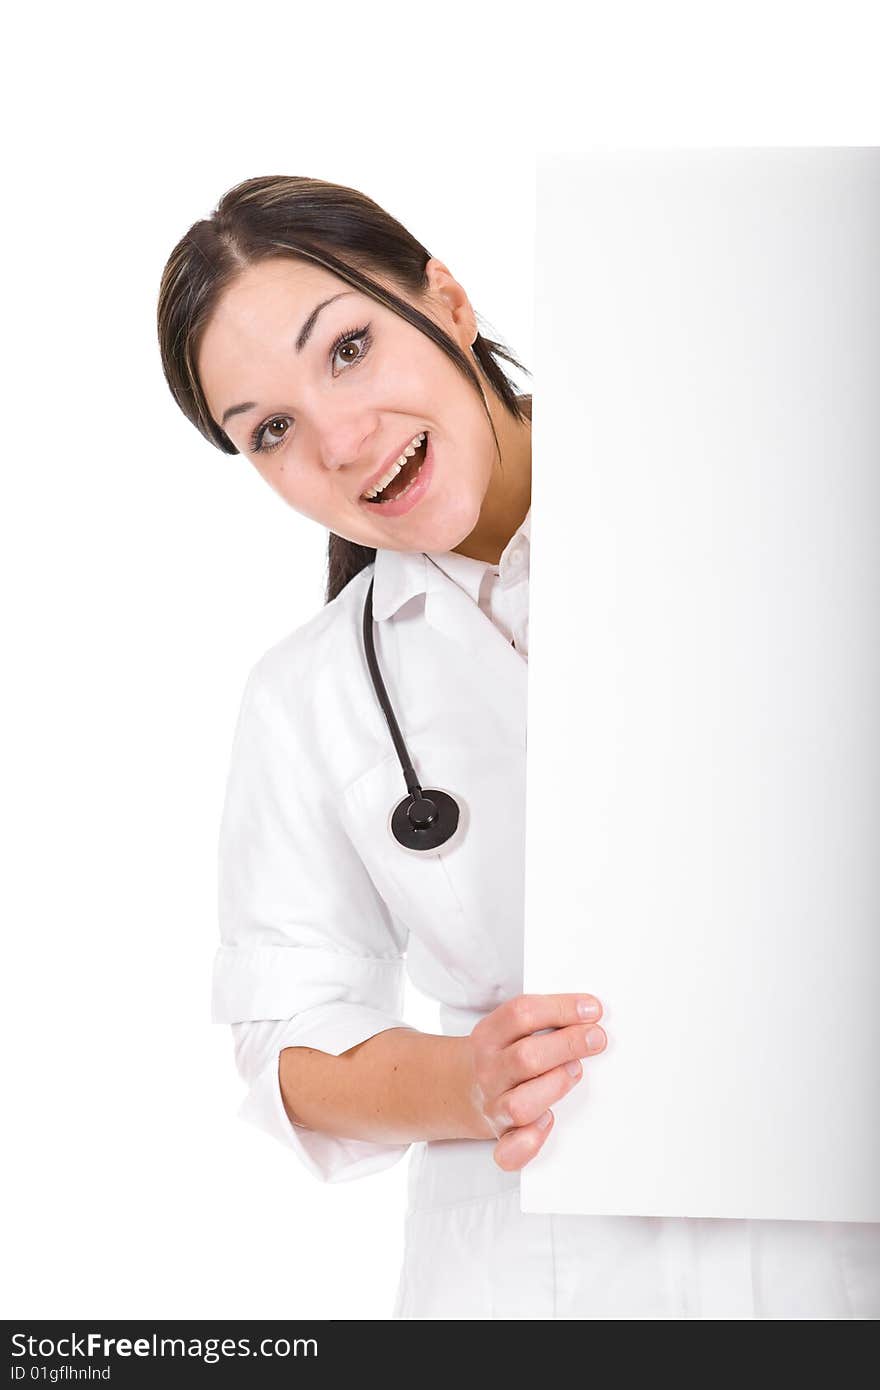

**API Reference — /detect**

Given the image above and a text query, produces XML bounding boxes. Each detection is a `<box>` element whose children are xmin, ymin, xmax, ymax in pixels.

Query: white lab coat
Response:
<box><xmin>212</xmin><ymin>508</ymin><xmax>880</xmax><ymax>1319</ymax></box>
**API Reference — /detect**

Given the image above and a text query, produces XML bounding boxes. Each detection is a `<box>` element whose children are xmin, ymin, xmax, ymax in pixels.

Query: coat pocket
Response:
<box><xmin>338</xmin><ymin>751</ymin><xmax>509</xmax><ymax>1006</ymax></box>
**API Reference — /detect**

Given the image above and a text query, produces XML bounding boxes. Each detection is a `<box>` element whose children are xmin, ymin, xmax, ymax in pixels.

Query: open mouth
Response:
<box><xmin>362</xmin><ymin>434</ymin><xmax>429</xmax><ymax>504</ymax></box>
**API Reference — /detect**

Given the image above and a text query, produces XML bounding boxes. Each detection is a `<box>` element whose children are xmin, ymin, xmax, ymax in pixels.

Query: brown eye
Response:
<box><xmin>251</xmin><ymin>416</ymin><xmax>292</xmax><ymax>454</ymax></box>
<box><xmin>329</xmin><ymin>324</ymin><xmax>372</xmax><ymax>372</ymax></box>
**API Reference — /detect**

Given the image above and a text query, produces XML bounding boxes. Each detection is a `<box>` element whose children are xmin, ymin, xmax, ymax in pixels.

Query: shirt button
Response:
<box><xmin>503</xmin><ymin>541</ymin><xmax>528</xmax><ymax>581</ymax></box>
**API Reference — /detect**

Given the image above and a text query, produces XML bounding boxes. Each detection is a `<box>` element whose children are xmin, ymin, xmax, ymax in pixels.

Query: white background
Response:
<box><xmin>3</xmin><ymin>0</ymin><xmax>879</xmax><ymax>1322</ymax></box>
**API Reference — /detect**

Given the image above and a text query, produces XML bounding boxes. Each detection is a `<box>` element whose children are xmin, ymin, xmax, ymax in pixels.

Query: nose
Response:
<box><xmin>317</xmin><ymin>418</ymin><xmax>377</xmax><ymax>473</ymax></box>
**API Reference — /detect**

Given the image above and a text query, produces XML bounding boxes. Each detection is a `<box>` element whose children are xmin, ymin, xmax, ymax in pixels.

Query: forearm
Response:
<box><xmin>279</xmin><ymin>1028</ymin><xmax>494</xmax><ymax>1145</ymax></box>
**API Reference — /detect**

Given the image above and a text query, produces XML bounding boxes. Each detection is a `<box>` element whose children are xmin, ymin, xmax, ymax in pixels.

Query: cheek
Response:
<box><xmin>446</xmin><ymin>430</ymin><xmax>495</xmax><ymax>497</ymax></box>
<box><xmin>270</xmin><ymin>464</ymin><xmax>345</xmax><ymax>524</ymax></box>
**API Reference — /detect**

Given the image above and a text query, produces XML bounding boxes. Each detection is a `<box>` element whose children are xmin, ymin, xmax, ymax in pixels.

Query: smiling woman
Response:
<box><xmin>154</xmin><ymin>174</ymin><xmax>599</xmax><ymax>1324</ymax></box>
<box><xmin>156</xmin><ymin>174</ymin><xmax>532</xmax><ymax>600</ymax></box>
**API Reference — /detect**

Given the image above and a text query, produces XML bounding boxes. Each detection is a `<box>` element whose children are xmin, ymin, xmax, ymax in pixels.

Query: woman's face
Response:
<box><xmin>197</xmin><ymin>255</ymin><xmax>498</xmax><ymax>553</ymax></box>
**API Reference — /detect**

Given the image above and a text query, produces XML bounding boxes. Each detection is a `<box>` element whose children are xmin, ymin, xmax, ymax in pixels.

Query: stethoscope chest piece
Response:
<box><xmin>390</xmin><ymin>787</ymin><xmax>460</xmax><ymax>852</ymax></box>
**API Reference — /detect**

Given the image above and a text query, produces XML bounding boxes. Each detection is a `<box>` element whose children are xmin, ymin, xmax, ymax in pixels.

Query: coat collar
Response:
<box><xmin>368</xmin><ymin>512</ymin><xmax>530</xmax><ymax>732</ymax></box>
<box><xmin>370</xmin><ymin>544</ymin><xmax>430</xmax><ymax>621</ymax></box>
<box><xmin>370</xmin><ymin>506</ymin><xmax>531</xmax><ymax>625</ymax></box>
<box><xmin>370</xmin><ymin>547</ymin><xmax>479</xmax><ymax>650</ymax></box>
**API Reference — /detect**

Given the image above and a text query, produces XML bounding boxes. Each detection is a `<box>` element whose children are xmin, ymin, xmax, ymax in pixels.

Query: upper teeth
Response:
<box><xmin>363</xmin><ymin>433</ymin><xmax>426</xmax><ymax>499</ymax></box>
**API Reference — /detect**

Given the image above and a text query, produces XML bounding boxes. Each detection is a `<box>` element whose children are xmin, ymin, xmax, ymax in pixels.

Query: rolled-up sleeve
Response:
<box><xmin>211</xmin><ymin>656</ymin><xmax>418</xmax><ymax>1183</ymax></box>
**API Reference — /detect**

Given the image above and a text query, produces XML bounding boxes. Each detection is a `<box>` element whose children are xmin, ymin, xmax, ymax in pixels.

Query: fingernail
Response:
<box><xmin>565</xmin><ymin>1059</ymin><xmax>582</xmax><ymax>1077</ymax></box>
<box><xmin>536</xmin><ymin>1109</ymin><xmax>553</xmax><ymax>1129</ymax></box>
<box><xmin>577</xmin><ymin>999</ymin><xmax>600</xmax><ymax>1020</ymax></box>
<box><xmin>585</xmin><ymin>1025</ymin><xmax>606</xmax><ymax>1051</ymax></box>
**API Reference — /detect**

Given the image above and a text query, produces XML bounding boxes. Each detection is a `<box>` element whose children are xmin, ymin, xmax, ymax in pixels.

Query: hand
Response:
<box><xmin>464</xmin><ymin>993</ymin><xmax>607</xmax><ymax>1171</ymax></box>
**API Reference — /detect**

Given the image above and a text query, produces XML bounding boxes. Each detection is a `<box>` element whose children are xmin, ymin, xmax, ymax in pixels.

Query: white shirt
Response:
<box><xmin>212</xmin><ymin>506</ymin><xmax>879</xmax><ymax>1319</ymax></box>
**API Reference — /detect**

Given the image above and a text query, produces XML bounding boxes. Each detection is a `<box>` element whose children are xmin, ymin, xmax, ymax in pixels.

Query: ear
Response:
<box><xmin>423</xmin><ymin>257</ymin><xmax>478</xmax><ymax>348</ymax></box>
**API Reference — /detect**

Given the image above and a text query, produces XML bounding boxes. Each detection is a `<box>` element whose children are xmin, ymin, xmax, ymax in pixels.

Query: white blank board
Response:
<box><xmin>522</xmin><ymin>148</ymin><xmax>880</xmax><ymax>1222</ymax></box>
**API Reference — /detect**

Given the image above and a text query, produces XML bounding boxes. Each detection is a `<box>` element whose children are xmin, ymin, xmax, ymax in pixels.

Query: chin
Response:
<box><xmin>418</xmin><ymin>493</ymin><xmax>482</xmax><ymax>552</ymax></box>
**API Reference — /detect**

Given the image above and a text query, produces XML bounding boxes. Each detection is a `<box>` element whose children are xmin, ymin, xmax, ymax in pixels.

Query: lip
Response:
<box><xmin>358</xmin><ymin>430</ymin><xmax>428</xmax><ymax>501</ymax></box>
<box><xmin>358</xmin><ymin>431</ymin><xmax>435</xmax><ymax>518</ymax></box>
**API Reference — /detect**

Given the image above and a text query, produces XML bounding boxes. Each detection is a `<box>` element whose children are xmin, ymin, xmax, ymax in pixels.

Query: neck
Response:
<box><xmin>452</xmin><ymin>392</ymin><xmax>532</xmax><ymax>565</ymax></box>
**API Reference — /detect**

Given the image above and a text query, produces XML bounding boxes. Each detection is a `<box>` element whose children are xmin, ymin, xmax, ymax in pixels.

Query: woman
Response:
<box><xmin>157</xmin><ymin>174</ymin><xmax>878</xmax><ymax>1319</ymax></box>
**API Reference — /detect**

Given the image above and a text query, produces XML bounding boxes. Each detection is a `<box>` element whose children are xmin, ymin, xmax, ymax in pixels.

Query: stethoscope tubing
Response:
<box><xmin>362</xmin><ymin>573</ymin><xmax>461</xmax><ymax>851</ymax></box>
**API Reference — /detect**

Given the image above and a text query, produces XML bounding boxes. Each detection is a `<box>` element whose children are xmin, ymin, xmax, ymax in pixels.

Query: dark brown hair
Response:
<box><xmin>156</xmin><ymin>174</ymin><xmax>531</xmax><ymax>603</ymax></box>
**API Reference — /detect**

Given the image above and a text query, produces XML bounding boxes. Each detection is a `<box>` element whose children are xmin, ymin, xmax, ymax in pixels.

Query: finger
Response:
<box><xmin>493</xmin><ymin>1108</ymin><xmax>555</xmax><ymax>1172</ymax></box>
<box><xmin>498</xmin><ymin>1021</ymin><xmax>607</xmax><ymax>1092</ymax></box>
<box><xmin>492</xmin><ymin>1058</ymin><xmax>586</xmax><ymax>1132</ymax></box>
<box><xmin>480</xmin><ymin>993</ymin><xmax>604</xmax><ymax>1050</ymax></box>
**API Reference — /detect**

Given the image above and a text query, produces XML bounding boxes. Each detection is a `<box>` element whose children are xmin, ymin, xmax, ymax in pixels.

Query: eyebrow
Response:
<box><xmin>219</xmin><ymin>290</ymin><xmax>358</xmax><ymax>428</ymax></box>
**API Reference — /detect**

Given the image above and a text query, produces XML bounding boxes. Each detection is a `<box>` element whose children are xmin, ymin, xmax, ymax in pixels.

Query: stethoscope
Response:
<box><xmin>362</xmin><ymin>574</ymin><xmax>461</xmax><ymax>853</ymax></box>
